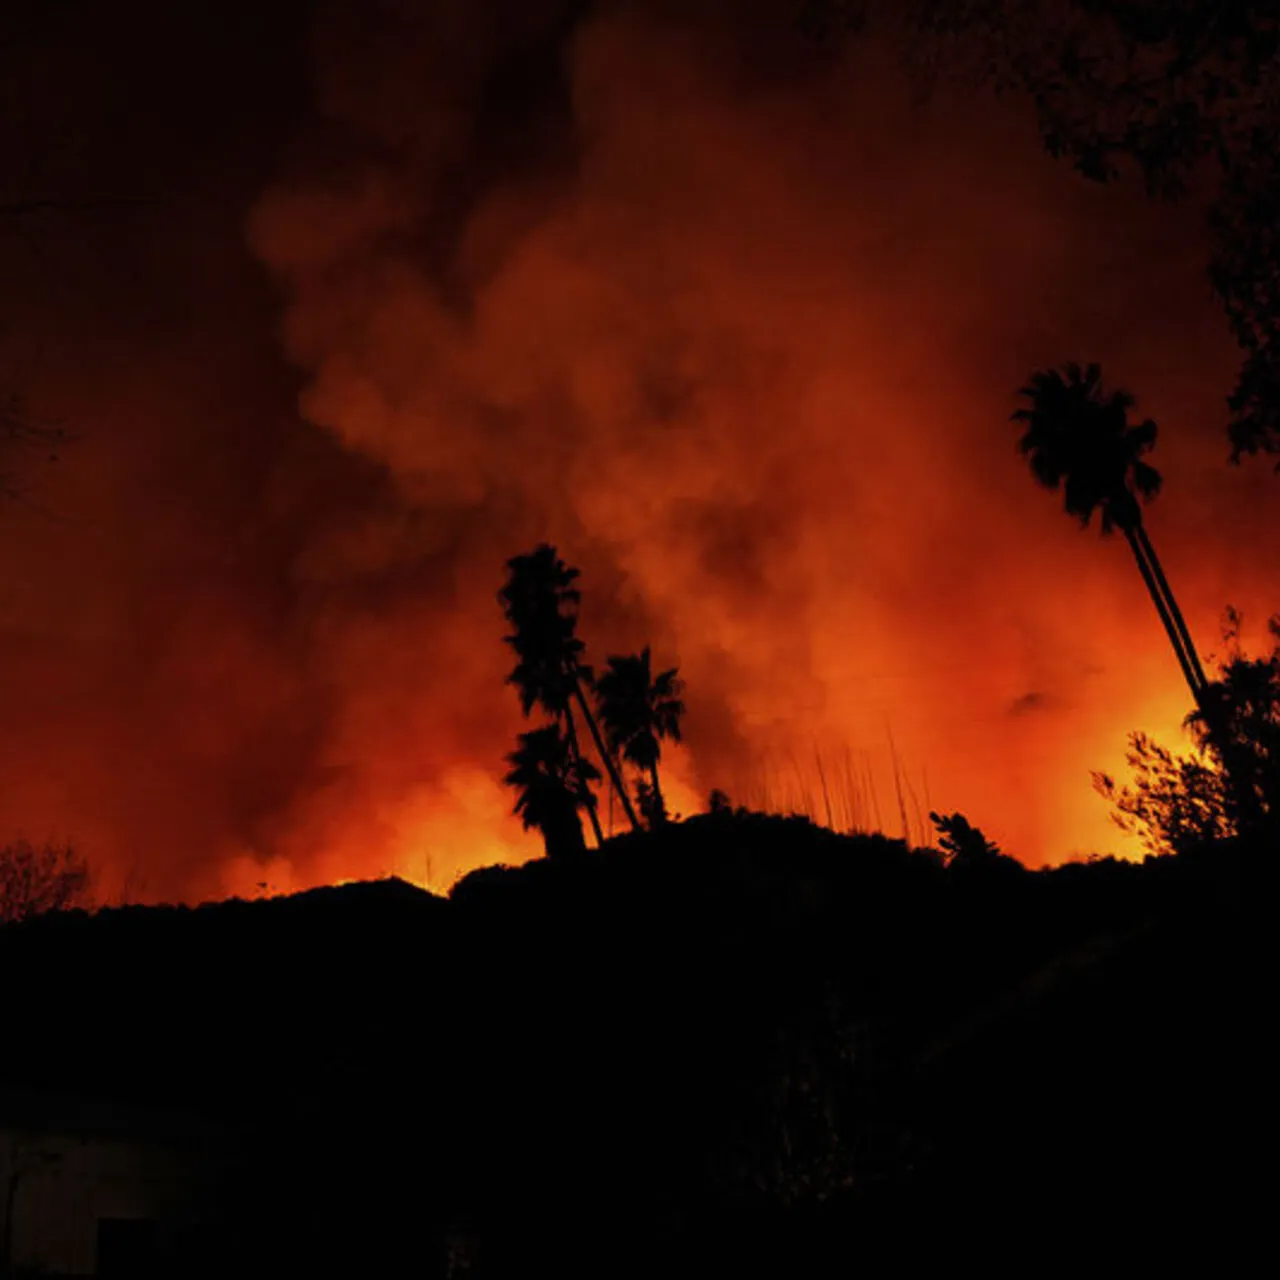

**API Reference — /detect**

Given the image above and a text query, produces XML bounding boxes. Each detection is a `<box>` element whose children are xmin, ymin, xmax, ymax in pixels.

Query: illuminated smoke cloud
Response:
<box><xmin>247</xmin><ymin>0</ymin><xmax>1273</xmax><ymax>875</ymax></box>
<box><xmin>1</xmin><ymin>1</ymin><xmax>1273</xmax><ymax>901</ymax></box>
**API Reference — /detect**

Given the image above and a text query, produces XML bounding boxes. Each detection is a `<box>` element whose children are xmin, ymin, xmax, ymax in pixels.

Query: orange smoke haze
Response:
<box><xmin>1</xmin><ymin>0</ymin><xmax>1276</xmax><ymax>903</ymax></box>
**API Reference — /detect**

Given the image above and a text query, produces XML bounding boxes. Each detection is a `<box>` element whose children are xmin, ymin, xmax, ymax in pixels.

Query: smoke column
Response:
<box><xmin>0</xmin><ymin>0</ymin><xmax>1274</xmax><ymax>901</ymax></box>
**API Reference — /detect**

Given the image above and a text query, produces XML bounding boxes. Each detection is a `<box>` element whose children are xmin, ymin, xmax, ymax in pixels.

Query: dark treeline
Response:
<box><xmin>1</xmin><ymin>813</ymin><xmax>1271</xmax><ymax>1276</ymax></box>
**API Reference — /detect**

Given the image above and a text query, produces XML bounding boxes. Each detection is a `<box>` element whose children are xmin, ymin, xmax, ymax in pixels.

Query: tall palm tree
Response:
<box><xmin>1013</xmin><ymin>362</ymin><xmax>1207</xmax><ymax>700</ymax></box>
<box><xmin>498</xmin><ymin>545</ymin><xmax>641</xmax><ymax>835</ymax></box>
<box><xmin>503</xmin><ymin>724</ymin><xmax>600</xmax><ymax>859</ymax></box>
<box><xmin>594</xmin><ymin>647</ymin><xmax>686</xmax><ymax>827</ymax></box>
<box><xmin>1013</xmin><ymin>362</ymin><xmax>1261</xmax><ymax>830</ymax></box>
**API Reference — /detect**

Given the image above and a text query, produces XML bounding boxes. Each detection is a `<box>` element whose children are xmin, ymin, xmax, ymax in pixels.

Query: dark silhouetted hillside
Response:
<box><xmin>2</xmin><ymin>817</ymin><xmax>1272</xmax><ymax>1276</ymax></box>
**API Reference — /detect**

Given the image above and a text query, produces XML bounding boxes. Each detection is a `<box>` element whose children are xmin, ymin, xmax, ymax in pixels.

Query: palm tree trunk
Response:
<box><xmin>563</xmin><ymin>706</ymin><xmax>605</xmax><ymax>847</ymax></box>
<box><xmin>648</xmin><ymin>762</ymin><xmax>667</xmax><ymax>826</ymax></box>
<box><xmin>1128</xmin><ymin>527</ymin><xmax>1263</xmax><ymax>832</ymax></box>
<box><xmin>1135</xmin><ymin>524</ymin><xmax>1209</xmax><ymax>693</ymax></box>
<box><xmin>1131</xmin><ymin>527</ymin><xmax>1259</xmax><ymax>834</ymax></box>
<box><xmin>546</xmin><ymin>798</ymin><xmax>588</xmax><ymax>859</ymax></box>
<box><xmin>1124</xmin><ymin>527</ymin><xmax>1202</xmax><ymax>701</ymax></box>
<box><xmin>572</xmin><ymin>677</ymin><xmax>641</xmax><ymax>832</ymax></box>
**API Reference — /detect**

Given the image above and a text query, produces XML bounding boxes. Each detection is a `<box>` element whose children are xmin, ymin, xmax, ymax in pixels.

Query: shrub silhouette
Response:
<box><xmin>0</xmin><ymin>839</ymin><xmax>90</xmax><ymax>923</ymax></box>
<box><xmin>1096</xmin><ymin>609</ymin><xmax>1280</xmax><ymax>851</ymax></box>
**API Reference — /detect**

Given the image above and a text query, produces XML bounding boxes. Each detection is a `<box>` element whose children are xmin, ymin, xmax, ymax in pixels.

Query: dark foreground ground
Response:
<box><xmin>2</xmin><ymin>813</ymin><xmax>1272</xmax><ymax>1276</ymax></box>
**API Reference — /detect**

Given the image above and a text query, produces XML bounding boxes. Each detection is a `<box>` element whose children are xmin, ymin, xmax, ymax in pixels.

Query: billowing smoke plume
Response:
<box><xmin>0</xmin><ymin>0</ymin><xmax>1274</xmax><ymax>902</ymax></box>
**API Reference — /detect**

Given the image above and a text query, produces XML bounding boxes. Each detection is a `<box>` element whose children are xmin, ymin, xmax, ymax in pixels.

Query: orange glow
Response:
<box><xmin>1</xmin><ymin>4</ymin><xmax>1275</xmax><ymax>904</ymax></box>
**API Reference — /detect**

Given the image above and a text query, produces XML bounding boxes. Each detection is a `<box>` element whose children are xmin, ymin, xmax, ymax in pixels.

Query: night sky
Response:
<box><xmin>1</xmin><ymin>0</ymin><xmax>1275</xmax><ymax>902</ymax></box>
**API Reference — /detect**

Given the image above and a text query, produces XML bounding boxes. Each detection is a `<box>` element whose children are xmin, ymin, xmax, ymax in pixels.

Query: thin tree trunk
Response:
<box><xmin>563</xmin><ymin>706</ymin><xmax>605</xmax><ymax>847</ymax></box>
<box><xmin>886</xmin><ymin>720</ymin><xmax>909</xmax><ymax>845</ymax></box>
<box><xmin>573</xmin><ymin>677</ymin><xmax>641</xmax><ymax>831</ymax></box>
<box><xmin>1135</xmin><ymin>524</ymin><xmax>1209</xmax><ymax>693</ymax></box>
<box><xmin>863</xmin><ymin>752</ymin><xmax>882</xmax><ymax>833</ymax></box>
<box><xmin>1127</xmin><ymin>527</ymin><xmax>1261</xmax><ymax>832</ymax></box>
<box><xmin>813</xmin><ymin>746</ymin><xmax>834</xmax><ymax>831</ymax></box>
<box><xmin>648</xmin><ymin>762</ymin><xmax>667</xmax><ymax>826</ymax></box>
<box><xmin>1124</xmin><ymin>527</ymin><xmax>1202</xmax><ymax>702</ymax></box>
<box><xmin>545</xmin><ymin>796</ymin><xmax>588</xmax><ymax>859</ymax></box>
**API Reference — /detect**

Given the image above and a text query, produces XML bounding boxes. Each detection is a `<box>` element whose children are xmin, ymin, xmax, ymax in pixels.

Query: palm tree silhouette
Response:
<box><xmin>504</xmin><ymin>725</ymin><xmax>600</xmax><ymax>859</ymax></box>
<box><xmin>1013</xmin><ymin>362</ymin><xmax>1208</xmax><ymax>701</ymax></box>
<box><xmin>1014</xmin><ymin>362</ymin><xmax>1262</xmax><ymax>832</ymax></box>
<box><xmin>595</xmin><ymin>647</ymin><xmax>686</xmax><ymax>827</ymax></box>
<box><xmin>498</xmin><ymin>544</ymin><xmax>641</xmax><ymax>835</ymax></box>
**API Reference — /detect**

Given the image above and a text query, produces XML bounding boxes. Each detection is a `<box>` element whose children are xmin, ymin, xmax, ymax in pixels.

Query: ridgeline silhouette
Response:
<box><xmin>0</xmin><ymin>812</ymin><xmax>1272</xmax><ymax>1276</ymax></box>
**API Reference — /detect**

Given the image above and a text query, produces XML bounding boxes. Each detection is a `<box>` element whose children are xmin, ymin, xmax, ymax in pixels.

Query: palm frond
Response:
<box><xmin>1013</xmin><ymin>361</ymin><xmax>1163</xmax><ymax>532</ymax></box>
